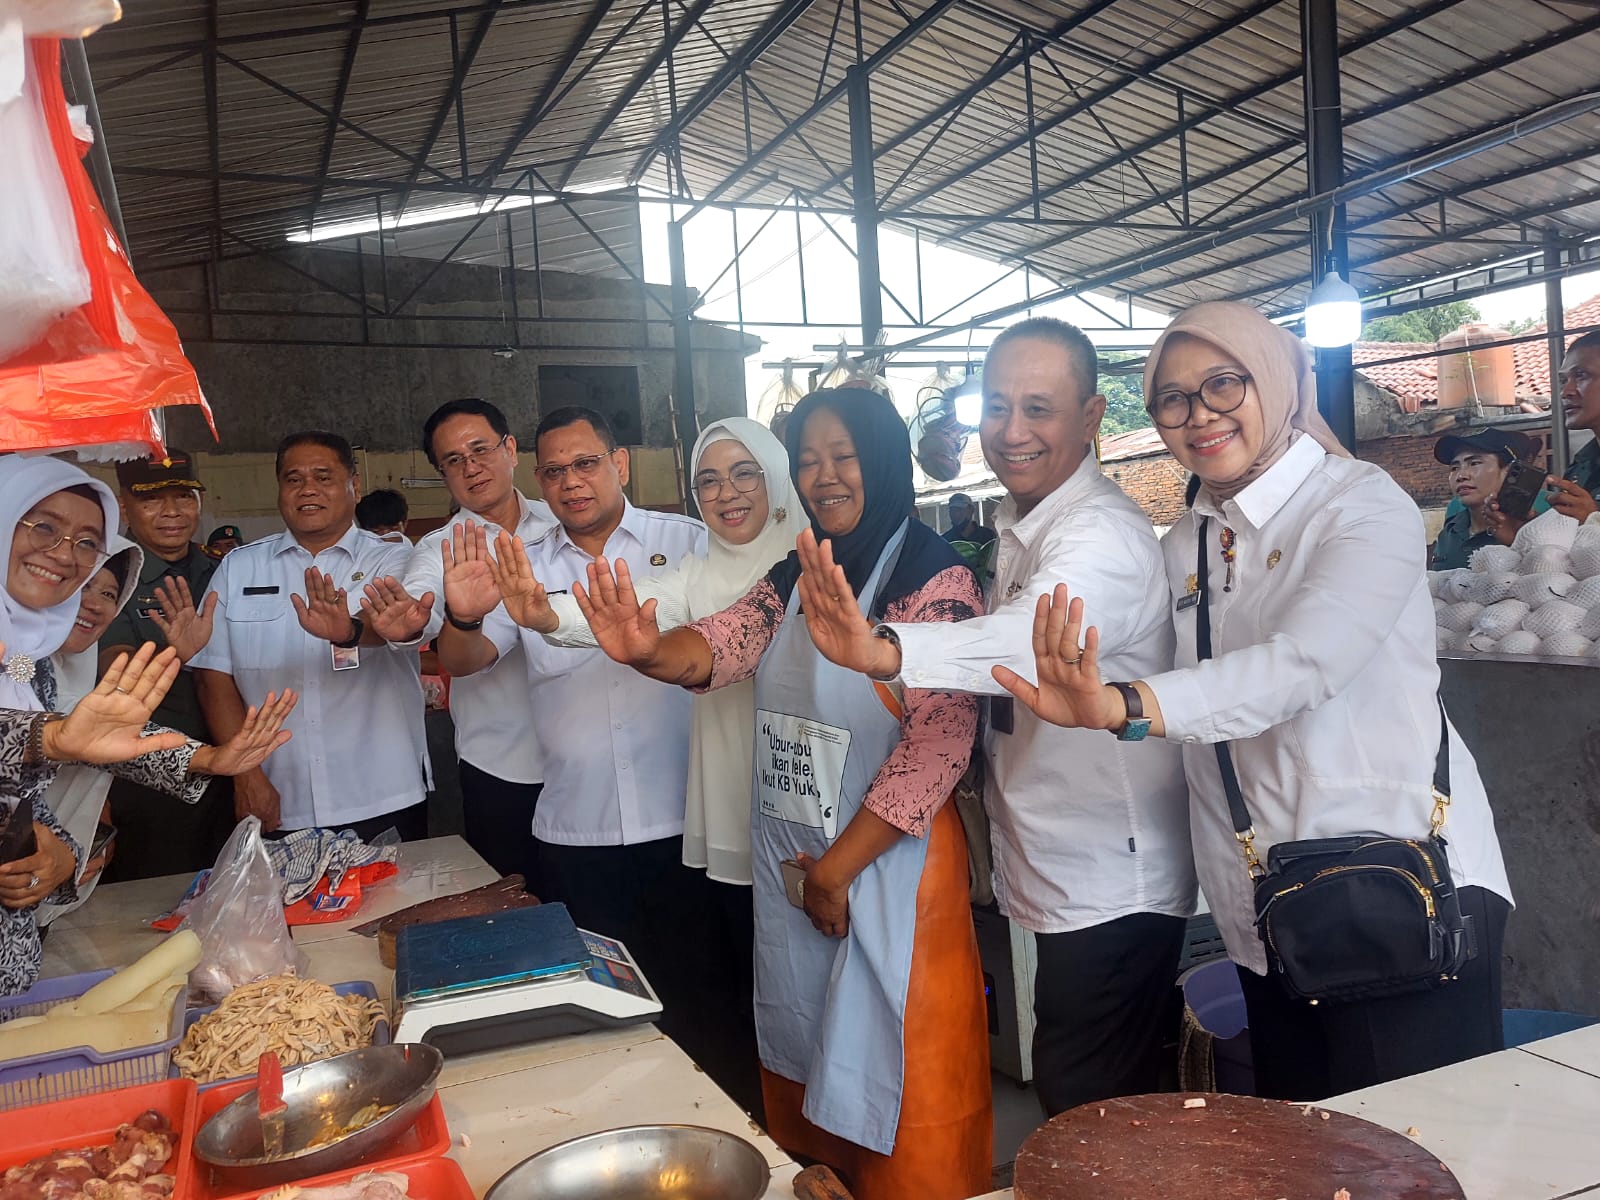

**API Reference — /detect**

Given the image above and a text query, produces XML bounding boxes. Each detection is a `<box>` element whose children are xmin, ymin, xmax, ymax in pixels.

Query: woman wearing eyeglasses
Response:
<box><xmin>993</xmin><ymin>301</ymin><xmax>1513</xmax><ymax>1101</ymax></box>
<box><xmin>483</xmin><ymin>416</ymin><xmax>799</xmax><ymax>1117</ymax></box>
<box><xmin>0</xmin><ymin>455</ymin><xmax>298</xmax><ymax>997</ymax></box>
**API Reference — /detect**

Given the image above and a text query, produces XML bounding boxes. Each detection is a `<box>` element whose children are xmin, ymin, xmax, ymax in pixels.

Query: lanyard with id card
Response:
<box><xmin>331</xmin><ymin>645</ymin><xmax>360</xmax><ymax>671</ymax></box>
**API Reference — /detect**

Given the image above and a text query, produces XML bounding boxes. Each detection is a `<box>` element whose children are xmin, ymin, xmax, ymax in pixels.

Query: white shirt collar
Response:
<box><xmin>270</xmin><ymin>521</ymin><xmax>364</xmax><ymax>559</ymax></box>
<box><xmin>1193</xmin><ymin>434</ymin><xmax>1326</xmax><ymax>531</ymax></box>
<box><xmin>997</xmin><ymin>452</ymin><xmax>1104</xmax><ymax>547</ymax></box>
<box><xmin>549</xmin><ymin>500</ymin><xmax>645</xmax><ymax>557</ymax></box>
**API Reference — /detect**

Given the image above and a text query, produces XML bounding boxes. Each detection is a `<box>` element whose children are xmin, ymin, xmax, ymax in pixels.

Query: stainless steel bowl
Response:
<box><xmin>194</xmin><ymin>1042</ymin><xmax>444</xmax><ymax>1187</ymax></box>
<box><xmin>486</xmin><ymin>1125</ymin><xmax>771</xmax><ymax>1200</ymax></box>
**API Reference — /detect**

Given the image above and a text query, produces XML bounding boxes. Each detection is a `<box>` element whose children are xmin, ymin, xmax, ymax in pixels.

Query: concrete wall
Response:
<box><xmin>144</xmin><ymin>247</ymin><xmax>757</xmax><ymax>459</ymax></box>
<box><xmin>1439</xmin><ymin>656</ymin><xmax>1600</xmax><ymax>1014</ymax></box>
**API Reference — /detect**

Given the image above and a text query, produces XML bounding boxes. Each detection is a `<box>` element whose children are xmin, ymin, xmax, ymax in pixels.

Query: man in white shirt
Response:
<box><xmin>192</xmin><ymin>432</ymin><xmax>431</xmax><ymax>840</ymax></box>
<box><xmin>358</xmin><ymin>399</ymin><xmax>555</xmax><ymax>885</ymax></box>
<box><xmin>802</xmin><ymin>318</ymin><xmax>1196</xmax><ymax>1116</ymax></box>
<box><xmin>435</xmin><ymin>406</ymin><xmax>704</xmax><ymax>961</ymax></box>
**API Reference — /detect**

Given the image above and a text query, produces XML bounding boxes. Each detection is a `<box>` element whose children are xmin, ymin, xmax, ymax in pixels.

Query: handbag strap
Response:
<box><xmin>1194</xmin><ymin>518</ymin><xmax>1452</xmax><ymax>881</ymax></box>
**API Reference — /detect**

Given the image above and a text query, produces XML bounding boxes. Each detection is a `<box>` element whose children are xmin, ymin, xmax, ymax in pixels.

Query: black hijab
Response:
<box><xmin>768</xmin><ymin>387</ymin><xmax>967</xmax><ymax>619</ymax></box>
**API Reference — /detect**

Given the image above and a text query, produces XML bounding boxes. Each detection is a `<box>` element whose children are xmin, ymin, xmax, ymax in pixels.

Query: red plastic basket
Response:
<box><xmin>187</xmin><ymin>1080</ymin><xmax>452</xmax><ymax>1200</ymax></box>
<box><xmin>0</xmin><ymin>1079</ymin><xmax>199</xmax><ymax>1200</ymax></box>
<box><xmin>195</xmin><ymin>1156</ymin><xmax>474</xmax><ymax>1200</ymax></box>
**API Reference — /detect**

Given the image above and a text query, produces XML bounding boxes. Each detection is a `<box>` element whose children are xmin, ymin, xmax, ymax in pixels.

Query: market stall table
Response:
<box><xmin>39</xmin><ymin>836</ymin><xmax>801</xmax><ymax>1199</ymax></box>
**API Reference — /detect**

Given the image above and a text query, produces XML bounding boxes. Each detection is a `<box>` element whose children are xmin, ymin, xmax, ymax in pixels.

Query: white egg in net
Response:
<box><xmin>1435</xmin><ymin>627</ymin><xmax>1461</xmax><ymax>652</ymax></box>
<box><xmin>1512</xmin><ymin>509</ymin><xmax>1578</xmax><ymax>553</ymax></box>
<box><xmin>1468</xmin><ymin>544</ymin><xmax>1520</xmax><ymax>574</ymax></box>
<box><xmin>1428</xmin><ymin>571</ymin><xmax>1450</xmax><ymax>599</ymax></box>
<box><xmin>1521</xmin><ymin>545</ymin><xmax>1573</xmax><ymax>577</ymax></box>
<box><xmin>1582</xmin><ymin>606</ymin><xmax>1600</xmax><ymax>640</ymax></box>
<box><xmin>1471</xmin><ymin>598</ymin><xmax>1529</xmax><ymax>637</ymax></box>
<box><xmin>1440</xmin><ymin>570</ymin><xmax>1477</xmax><ymax>602</ymax></box>
<box><xmin>1494</xmin><ymin>630</ymin><xmax>1543</xmax><ymax>655</ymax></box>
<box><xmin>1570</xmin><ymin>528</ymin><xmax>1600</xmax><ymax>579</ymax></box>
<box><xmin>1511</xmin><ymin>572</ymin><xmax>1576</xmax><ymax>605</ymax></box>
<box><xmin>1522</xmin><ymin>599</ymin><xmax>1586</xmax><ymax>638</ymax></box>
<box><xmin>1466</xmin><ymin>571</ymin><xmax>1518</xmax><ymax>605</ymax></box>
<box><xmin>1567</xmin><ymin>575</ymin><xmax>1600</xmax><ymax>610</ymax></box>
<box><xmin>1437</xmin><ymin>601</ymin><xmax>1484</xmax><ymax>632</ymax></box>
<box><xmin>1540</xmin><ymin>631</ymin><xmax>1593</xmax><ymax>658</ymax></box>
<box><xmin>1462</xmin><ymin>631</ymin><xmax>1501</xmax><ymax>653</ymax></box>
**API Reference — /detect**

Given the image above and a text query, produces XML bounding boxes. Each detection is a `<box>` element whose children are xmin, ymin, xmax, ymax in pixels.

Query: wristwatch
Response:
<box><xmin>1108</xmin><ymin>681</ymin><xmax>1152</xmax><ymax>742</ymax></box>
<box><xmin>444</xmin><ymin>604</ymin><xmax>483</xmax><ymax>632</ymax></box>
<box><xmin>332</xmin><ymin>614</ymin><xmax>365</xmax><ymax>649</ymax></box>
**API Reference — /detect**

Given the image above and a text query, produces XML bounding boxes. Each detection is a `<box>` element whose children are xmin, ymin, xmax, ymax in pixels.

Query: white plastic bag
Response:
<box><xmin>179</xmin><ymin>816</ymin><xmax>306</xmax><ymax>1001</ymax></box>
<box><xmin>0</xmin><ymin>50</ymin><xmax>90</xmax><ymax>360</ymax></box>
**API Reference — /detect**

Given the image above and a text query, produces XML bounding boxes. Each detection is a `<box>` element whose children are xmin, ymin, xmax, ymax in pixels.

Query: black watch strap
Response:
<box><xmin>332</xmin><ymin>614</ymin><xmax>365</xmax><ymax>648</ymax></box>
<box><xmin>1109</xmin><ymin>681</ymin><xmax>1143</xmax><ymax>730</ymax></box>
<box><xmin>445</xmin><ymin>604</ymin><xmax>483</xmax><ymax>632</ymax></box>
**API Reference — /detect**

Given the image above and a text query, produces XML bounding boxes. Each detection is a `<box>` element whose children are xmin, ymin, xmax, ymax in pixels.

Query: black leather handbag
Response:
<box><xmin>1195</xmin><ymin>518</ymin><xmax>1475</xmax><ymax>1004</ymax></box>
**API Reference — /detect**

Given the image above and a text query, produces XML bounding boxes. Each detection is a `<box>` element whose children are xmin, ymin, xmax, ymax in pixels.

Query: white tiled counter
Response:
<box><xmin>41</xmin><ymin>836</ymin><xmax>799</xmax><ymax>1198</ymax></box>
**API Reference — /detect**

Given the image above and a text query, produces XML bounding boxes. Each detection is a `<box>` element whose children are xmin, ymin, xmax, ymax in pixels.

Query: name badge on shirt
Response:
<box><xmin>331</xmin><ymin>645</ymin><xmax>360</xmax><ymax>671</ymax></box>
<box><xmin>1176</xmin><ymin>592</ymin><xmax>1200</xmax><ymax>612</ymax></box>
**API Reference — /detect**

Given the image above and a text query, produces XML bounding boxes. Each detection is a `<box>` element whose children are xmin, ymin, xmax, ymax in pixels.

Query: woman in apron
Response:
<box><xmin>577</xmin><ymin>388</ymin><xmax>992</xmax><ymax>1200</ymax></box>
<box><xmin>992</xmin><ymin>301</ymin><xmax>1512</xmax><ymax>1101</ymax></box>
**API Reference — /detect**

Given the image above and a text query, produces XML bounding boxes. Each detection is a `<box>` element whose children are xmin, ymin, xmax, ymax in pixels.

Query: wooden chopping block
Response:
<box><xmin>1014</xmin><ymin>1093</ymin><xmax>1465</xmax><ymax>1200</ymax></box>
<box><xmin>792</xmin><ymin>1165</ymin><xmax>854</xmax><ymax>1200</ymax></box>
<box><xmin>351</xmin><ymin>875</ymin><xmax>540</xmax><ymax>968</ymax></box>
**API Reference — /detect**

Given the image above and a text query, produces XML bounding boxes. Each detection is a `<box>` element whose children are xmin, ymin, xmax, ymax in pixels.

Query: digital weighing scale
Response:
<box><xmin>391</xmin><ymin>903</ymin><xmax>662</xmax><ymax>1056</ymax></box>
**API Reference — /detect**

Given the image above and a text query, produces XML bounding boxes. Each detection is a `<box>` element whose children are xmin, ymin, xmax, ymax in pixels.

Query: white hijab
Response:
<box><xmin>50</xmin><ymin>534</ymin><xmax>142</xmax><ymax>710</ymax></box>
<box><xmin>680</xmin><ymin>417</ymin><xmax>801</xmax><ymax>620</ymax></box>
<box><xmin>0</xmin><ymin>455</ymin><xmax>120</xmax><ymax>710</ymax></box>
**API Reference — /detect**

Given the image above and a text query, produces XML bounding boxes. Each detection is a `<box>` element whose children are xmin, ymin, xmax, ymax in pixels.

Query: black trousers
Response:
<box><xmin>1237</xmin><ymin>884</ymin><xmax>1510</xmax><ymax>1101</ymax></box>
<box><xmin>457</xmin><ymin>759</ymin><xmax>542</xmax><ymax>889</ymax></box>
<box><xmin>102</xmin><ymin>776</ymin><xmax>235</xmax><ymax>883</ymax></box>
<box><xmin>536</xmin><ymin>837</ymin><xmax>764</xmax><ymax>1120</ymax></box>
<box><xmin>1032</xmin><ymin>911</ymin><xmax>1189</xmax><ymax>1116</ymax></box>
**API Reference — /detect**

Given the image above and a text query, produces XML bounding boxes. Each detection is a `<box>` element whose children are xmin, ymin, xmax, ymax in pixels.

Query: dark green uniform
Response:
<box><xmin>1564</xmin><ymin>440</ymin><xmax>1600</xmax><ymax>504</ymax></box>
<box><xmin>100</xmin><ymin>544</ymin><xmax>232</xmax><ymax>881</ymax></box>
<box><xmin>1430</xmin><ymin>506</ymin><xmax>1495</xmax><ymax>572</ymax></box>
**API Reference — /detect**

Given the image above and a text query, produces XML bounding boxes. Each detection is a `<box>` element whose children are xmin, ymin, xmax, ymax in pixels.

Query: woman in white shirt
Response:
<box><xmin>487</xmin><ymin>416</ymin><xmax>799</xmax><ymax>1118</ymax></box>
<box><xmin>995</xmin><ymin>300</ymin><xmax>1513</xmax><ymax>1101</ymax></box>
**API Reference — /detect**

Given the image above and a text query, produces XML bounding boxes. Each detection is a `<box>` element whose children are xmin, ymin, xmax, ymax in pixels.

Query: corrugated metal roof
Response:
<box><xmin>83</xmin><ymin>0</ymin><xmax>1600</xmax><ymax>322</ymax></box>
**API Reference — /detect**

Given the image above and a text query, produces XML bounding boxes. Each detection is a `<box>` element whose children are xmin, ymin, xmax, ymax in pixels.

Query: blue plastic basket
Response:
<box><xmin>172</xmin><ymin>979</ymin><xmax>389</xmax><ymax>1089</ymax></box>
<box><xmin>0</xmin><ymin>969</ymin><xmax>187</xmax><ymax>1111</ymax></box>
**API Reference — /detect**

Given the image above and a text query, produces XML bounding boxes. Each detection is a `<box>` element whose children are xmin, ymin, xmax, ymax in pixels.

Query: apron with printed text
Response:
<box><xmin>750</xmin><ymin>523</ymin><xmax>927</xmax><ymax>1156</ymax></box>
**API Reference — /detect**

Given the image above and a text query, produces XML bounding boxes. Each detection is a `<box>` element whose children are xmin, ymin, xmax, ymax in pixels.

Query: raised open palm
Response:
<box><xmin>291</xmin><ymin>568</ymin><xmax>357</xmax><ymax>643</ymax></box>
<box><xmin>794</xmin><ymin>529</ymin><xmax>881</xmax><ymax>674</ymax></box>
<box><xmin>991</xmin><ymin>585</ymin><xmax>1119</xmax><ymax>730</ymax></box>
<box><xmin>151</xmin><ymin>577</ymin><xmax>218</xmax><ymax>663</ymax></box>
<box><xmin>574</xmin><ymin>557</ymin><xmax>662</xmax><ymax>667</ymax></box>
<box><xmin>441</xmin><ymin>521</ymin><xmax>502</xmax><ymax>623</ymax></box>
<box><xmin>362</xmin><ymin>576</ymin><xmax>434</xmax><ymax>642</ymax></box>
<box><xmin>487</xmin><ymin>530</ymin><xmax>557</xmax><ymax>634</ymax></box>
<box><xmin>49</xmin><ymin>644</ymin><xmax>190</xmax><ymax>764</ymax></box>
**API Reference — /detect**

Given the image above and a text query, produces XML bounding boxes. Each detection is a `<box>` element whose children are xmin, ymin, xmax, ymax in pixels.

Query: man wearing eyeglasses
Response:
<box><xmin>98</xmin><ymin>451</ymin><xmax>234</xmax><ymax>881</ymax></box>
<box><xmin>432</xmin><ymin>406</ymin><xmax>704</xmax><ymax>1002</ymax></box>
<box><xmin>357</xmin><ymin>398</ymin><xmax>555</xmax><ymax>885</ymax></box>
<box><xmin>800</xmin><ymin>318</ymin><xmax>1195</xmax><ymax>1116</ymax></box>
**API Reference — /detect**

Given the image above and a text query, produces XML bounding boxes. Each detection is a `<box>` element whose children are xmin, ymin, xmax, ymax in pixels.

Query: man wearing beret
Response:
<box><xmin>100</xmin><ymin>450</ymin><xmax>234</xmax><ymax>880</ymax></box>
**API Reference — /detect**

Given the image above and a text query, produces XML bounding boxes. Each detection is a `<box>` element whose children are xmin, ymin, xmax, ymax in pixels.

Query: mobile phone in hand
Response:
<box><xmin>780</xmin><ymin>858</ymin><xmax>807</xmax><ymax>908</ymax></box>
<box><xmin>1496</xmin><ymin>458</ymin><xmax>1545</xmax><ymax>521</ymax></box>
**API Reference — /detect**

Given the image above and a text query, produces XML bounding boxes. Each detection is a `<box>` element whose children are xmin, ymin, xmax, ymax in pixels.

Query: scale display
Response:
<box><xmin>392</xmin><ymin>903</ymin><xmax>662</xmax><ymax>1055</ymax></box>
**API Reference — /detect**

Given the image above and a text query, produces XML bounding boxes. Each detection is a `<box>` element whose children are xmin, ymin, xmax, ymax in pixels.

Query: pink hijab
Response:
<box><xmin>1144</xmin><ymin>300</ymin><xmax>1350</xmax><ymax>501</ymax></box>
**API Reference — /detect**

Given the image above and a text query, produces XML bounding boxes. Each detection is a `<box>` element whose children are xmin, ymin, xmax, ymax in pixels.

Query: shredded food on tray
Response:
<box><xmin>171</xmin><ymin>976</ymin><xmax>385</xmax><ymax>1083</ymax></box>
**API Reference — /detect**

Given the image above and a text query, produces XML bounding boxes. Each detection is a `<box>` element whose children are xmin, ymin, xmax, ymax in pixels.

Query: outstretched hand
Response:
<box><xmin>190</xmin><ymin>690</ymin><xmax>298</xmax><ymax>776</ymax></box>
<box><xmin>150</xmin><ymin>577</ymin><xmax>218</xmax><ymax>663</ymax></box>
<box><xmin>991</xmin><ymin>585</ymin><xmax>1121</xmax><ymax>731</ymax></box>
<box><xmin>794</xmin><ymin>529</ymin><xmax>895</xmax><ymax>677</ymax></box>
<box><xmin>46</xmin><ymin>643</ymin><xmax>190</xmax><ymax>764</ymax></box>
<box><xmin>487</xmin><ymin>530</ymin><xmax>558</xmax><ymax>634</ymax></box>
<box><xmin>573</xmin><ymin>557</ymin><xmax>661</xmax><ymax>668</ymax></box>
<box><xmin>362</xmin><ymin>576</ymin><xmax>434</xmax><ymax>642</ymax></box>
<box><xmin>291</xmin><ymin>568</ymin><xmax>358</xmax><ymax>643</ymax></box>
<box><xmin>440</xmin><ymin>521</ymin><xmax>502</xmax><ymax>624</ymax></box>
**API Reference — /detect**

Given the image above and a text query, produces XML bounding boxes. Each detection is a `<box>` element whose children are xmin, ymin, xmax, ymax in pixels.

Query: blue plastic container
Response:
<box><xmin>1502</xmin><ymin>1008</ymin><xmax>1600</xmax><ymax>1048</ymax></box>
<box><xmin>1182</xmin><ymin>958</ymin><xmax>1255</xmax><ymax>1095</ymax></box>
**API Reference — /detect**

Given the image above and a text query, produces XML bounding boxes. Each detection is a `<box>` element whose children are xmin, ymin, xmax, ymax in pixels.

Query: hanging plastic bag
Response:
<box><xmin>0</xmin><ymin>38</ymin><xmax>213</xmax><ymax>457</ymax></box>
<box><xmin>179</xmin><ymin>816</ymin><xmax>307</xmax><ymax>1001</ymax></box>
<box><xmin>0</xmin><ymin>44</ymin><xmax>90</xmax><ymax>361</ymax></box>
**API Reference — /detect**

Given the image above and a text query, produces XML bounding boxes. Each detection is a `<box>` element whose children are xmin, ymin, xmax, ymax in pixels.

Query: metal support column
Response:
<box><xmin>1302</xmin><ymin>0</ymin><xmax>1355</xmax><ymax>451</ymax></box>
<box><xmin>1545</xmin><ymin>232</ymin><xmax>1571</xmax><ymax>474</ymax></box>
<box><xmin>847</xmin><ymin>66</ymin><xmax>884</xmax><ymax>347</ymax></box>
<box><xmin>61</xmin><ymin>40</ymin><xmax>129</xmax><ymax>252</ymax></box>
<box><xmin>668</xmin><ymin>218</ymin><xmax>700</xmax><ymax>516</ymax></box>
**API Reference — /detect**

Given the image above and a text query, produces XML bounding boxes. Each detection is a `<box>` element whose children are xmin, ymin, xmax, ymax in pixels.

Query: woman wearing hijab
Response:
<box><xmin>0</xmin><ymin>455</ymin><xmax>297</xmax><ymax>996</ymax></box>
<box><xmin>487</xmin><ymin>416</ymin><xmax>800</xmax><ymax>1117</ymax></box>
<box><xmin>994</xmin><ymin>301</ymin><xmax>1512</xmax><ymax>1101</ymax></box>
<box><xmin>573</xmin><ymin>389</ymin><xmax>991</xmax><ymax>1200</ymax></box>
<box><xmin>35</xmin><ymin>535</ymin><xmax>143</xmax><ymax>925</ymax></box>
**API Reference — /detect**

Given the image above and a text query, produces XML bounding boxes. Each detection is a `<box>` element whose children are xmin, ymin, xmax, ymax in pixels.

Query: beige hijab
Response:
<box><xmin>1144</xmin><ymin>300</ymin><xmax>1350</xmax><ymax>501</ymax></box>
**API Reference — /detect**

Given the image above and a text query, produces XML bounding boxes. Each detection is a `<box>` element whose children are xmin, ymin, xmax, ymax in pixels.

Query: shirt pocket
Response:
<box><xmin>227</xmin><ymin>593</ymin><xmax>288</xmax><ymax>662</ymax></box>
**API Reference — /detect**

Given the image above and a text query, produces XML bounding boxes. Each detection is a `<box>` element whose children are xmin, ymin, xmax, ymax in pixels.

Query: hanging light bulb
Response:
<box><xmin>1303</xmin><ymin>267</ymin><xmax>1362</xmax><ymax>348</ymax></box>
<box><xmin>950</xmin><ymin>376</ymin><xmax>983</xmax><ymax>427</ymax></box>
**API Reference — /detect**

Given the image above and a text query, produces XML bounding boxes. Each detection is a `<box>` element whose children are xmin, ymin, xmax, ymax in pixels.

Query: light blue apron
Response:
<box><xmin>750</xmin><ymin>523</ymin><xmax>930</xmax><ymax>1156</ymax></box>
